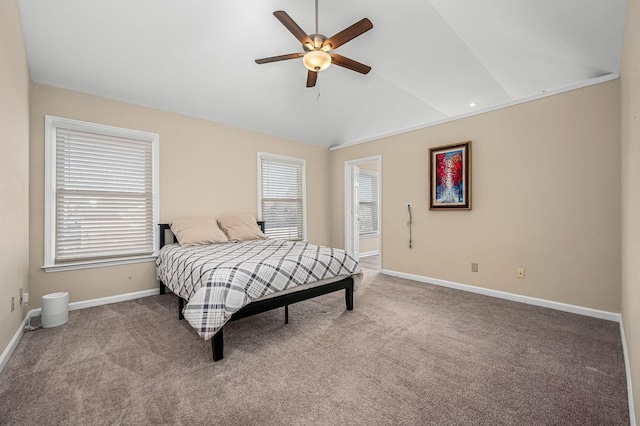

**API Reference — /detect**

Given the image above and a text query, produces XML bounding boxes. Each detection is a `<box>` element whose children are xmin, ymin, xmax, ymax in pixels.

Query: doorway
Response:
<box><xmin>344</xmin><ymin>156</ymin><xmax>381</xmax><ymax>270</ymax></box>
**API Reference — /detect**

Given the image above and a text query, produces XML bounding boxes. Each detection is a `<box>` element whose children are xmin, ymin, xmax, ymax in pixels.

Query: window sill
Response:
<box><xmin>42</xmin><ymin>255</ymin><xmax>157</xmax><ymax>273</ymax></box>
<box><xmin>359</xmin><ymin>232</ymin><xmax>379</xmax><ymax>239</ymax></box>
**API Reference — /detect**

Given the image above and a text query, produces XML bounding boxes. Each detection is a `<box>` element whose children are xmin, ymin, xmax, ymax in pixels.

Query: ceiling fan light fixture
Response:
<box><xmin>303</xmin><ymin>50</ymin><xmax>331</xmax><ymax>71</ymax></box>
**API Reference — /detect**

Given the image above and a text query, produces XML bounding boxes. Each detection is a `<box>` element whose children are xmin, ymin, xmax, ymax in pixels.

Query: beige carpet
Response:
<box><xmin>0</xmin><ymin>269</ymin><xmax>630</xmax><ymax>425</ymax></box>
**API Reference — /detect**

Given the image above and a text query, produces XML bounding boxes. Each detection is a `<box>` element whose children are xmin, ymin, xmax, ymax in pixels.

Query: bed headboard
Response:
<box><xmin>158</xmin><ymin>221</ymin><xmax>266</xmax><ymax>248</ymax></box>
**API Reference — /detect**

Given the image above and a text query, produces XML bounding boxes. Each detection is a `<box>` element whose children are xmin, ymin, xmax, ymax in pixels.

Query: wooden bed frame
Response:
<box><xmin>157</xmin><ymin>223</ymin><xmax>355</xmax><ymax>361</ymax></box>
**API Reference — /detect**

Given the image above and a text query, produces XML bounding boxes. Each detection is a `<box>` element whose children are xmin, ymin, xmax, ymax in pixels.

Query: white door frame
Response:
<box><xmin>344</xmin><ymin>155</ymin><xmax>382</xmax><ymax>266</ymax></box>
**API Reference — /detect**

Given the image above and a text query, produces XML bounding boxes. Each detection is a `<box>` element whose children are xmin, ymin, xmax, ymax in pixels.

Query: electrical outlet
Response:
<box><xmin>516</xmin><ymin>268</ymin><xmax>525</xmax><ymax>279</ymax></box>
<box><xmin>22</xmin><ymin>292</ymin><xmax>29</xmax><ymax>304</ymax></box>
<box><xmin>406</xmin><ymin>203</ymin><xmax>413</xmax><ymax>208</ymax></box>
<box><xmin>471</xmin><ymin>263</ymin><xmax>479</xmax><ymax>272</ymax></box>
<box><xmin>11</xmin><ymin>296</ymin><xmax>15</xmax><ymax>312</ymax></box>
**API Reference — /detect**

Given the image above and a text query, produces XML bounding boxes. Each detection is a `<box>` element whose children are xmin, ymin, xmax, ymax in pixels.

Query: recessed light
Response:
<box><xmin>469</xmin><ymin>102</ymin><xmax>476</xmax><ymax>107</ymax></box>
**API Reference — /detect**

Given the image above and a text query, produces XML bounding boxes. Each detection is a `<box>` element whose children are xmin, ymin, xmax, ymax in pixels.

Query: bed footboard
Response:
<box><xmin>211</xmin><ymin>276</ymin><xmax>355</xmax><ymax>361</ymax></box>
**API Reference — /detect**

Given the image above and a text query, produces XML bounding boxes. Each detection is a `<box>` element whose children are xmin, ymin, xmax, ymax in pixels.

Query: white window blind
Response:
<box><xmin>45</xmin><ymin>116</ymin><xmax>158</xmax><ymax>270</ymax></box>
<box><xmin>359</xmin><ymin>170</ymin><xmax>379</xmax><ymax>236</ymax></box>
<box><xmin>258</xmin><ymin>153</ymin><xmax>306</xmax><ymax>241</ymax></box>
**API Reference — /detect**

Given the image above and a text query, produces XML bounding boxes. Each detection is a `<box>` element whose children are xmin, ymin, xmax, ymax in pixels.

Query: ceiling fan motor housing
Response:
<box><xmin>304</xmin><ymin>34</ymin><xmax>331</xmax><ymax>52</ymax></box>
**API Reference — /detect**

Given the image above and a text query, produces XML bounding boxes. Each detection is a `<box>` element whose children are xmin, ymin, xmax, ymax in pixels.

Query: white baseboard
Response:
<box><xmin>0</xmin><ymin>288</ymin><xmax>160</xmax><ymax>373</ymax></box>
<box><xmin>359</xmin><ymin>250</ymin><xmax>380</xmax><ymax>258</ymax></box>
<box><xmin>70</xmin><ymin>288</ymin><xmax>160</xmax><ymax>311</ymax></box>
<box><xmin>620</xmin><ymin>320</ymin><xmax>637</xmax><ymax>426</ymax></box>
<box><xmin>27</xmin><ymin>288</ymin><xmax>160</xmax><ymax>316</ymax></box>
<box><xmin>0</xmin><ymin>312</ymin><xmax>32</xmax><ymax>373</ymax></box>
<box><xmin>380</xmin><ymin>269</ymin><xmax>621</xmax><ymax>322</ymax></box>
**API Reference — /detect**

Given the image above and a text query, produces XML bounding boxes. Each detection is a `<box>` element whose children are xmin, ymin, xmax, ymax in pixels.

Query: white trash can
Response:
<box><xmin>41</xmin><ymin>292</ymin><xmax>69</xmax><ymax>328</ymax></box>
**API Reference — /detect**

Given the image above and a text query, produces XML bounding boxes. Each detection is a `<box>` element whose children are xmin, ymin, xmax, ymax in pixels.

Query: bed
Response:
<box><xmin>156</xmin><ymin>220</ymin><xmax>362</xmax><ymax>361</ymax></box>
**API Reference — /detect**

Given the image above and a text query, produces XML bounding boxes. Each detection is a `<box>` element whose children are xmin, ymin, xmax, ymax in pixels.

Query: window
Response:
<box><xmin>44</xmin><ymin>116</ymin><xmax>159</xmax><ymax>272</ymax></box>
<box><xmin>358</xmin><ymin>170</ymin><xmax>379</xmax><ymax>236</ymax></box>
<box><xmin>258</xmin><ymin>152</ymin><xmax>306</xmax><ymax>241</ymax></box>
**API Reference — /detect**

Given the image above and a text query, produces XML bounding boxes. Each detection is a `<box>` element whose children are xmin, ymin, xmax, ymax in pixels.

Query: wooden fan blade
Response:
<box><xmin>323</xmin><ymin>18</ymin><xmax>373</xmax><ymax>51</ymax></box>
<box><xmin>255</xmin><ymin>53</ymin><xmax>304</xmax><ymax>64</ymax></box>
<box><xmin>306</xmin><ymin>70</ymin><xmax>318</xmax><ymax>88</ymax></box>
<box><xmin>330</xmin><ymin>54</ymin><xmax>371</xmax><ymax>74</ymax></box>
<box><xmin>274</xmin><ymin>11</ymin><xmax>312</xmax><ymax>46</ymax></box>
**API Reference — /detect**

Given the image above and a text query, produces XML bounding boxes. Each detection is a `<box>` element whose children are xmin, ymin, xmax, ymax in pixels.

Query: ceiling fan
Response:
<box><xmin>255</xmin><ymin>0</ymin><xmax>373</xmax><ymax>88</ymax></box>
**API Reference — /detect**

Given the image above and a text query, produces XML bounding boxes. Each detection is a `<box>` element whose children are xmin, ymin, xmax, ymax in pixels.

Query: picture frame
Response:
<box><xmin>429</xmin><ymin>141</ymin><xmax>471</xmax><ymax>210</ymax></box>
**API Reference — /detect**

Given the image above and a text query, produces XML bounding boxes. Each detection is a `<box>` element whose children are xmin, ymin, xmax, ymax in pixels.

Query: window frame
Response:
<box><xmin>257</xmin><ymin>152</ymin><xmax>307</xmax><ymax>241</ymax></box>
<box><xmin>358</xmin><ymin>169</ymin><xmax>380</xmax><ymax>237</ymax></box>
<box><xmin>43</xmin><ymin>115</ymin><xmax>159</xmax><ymax>272</ymax></box>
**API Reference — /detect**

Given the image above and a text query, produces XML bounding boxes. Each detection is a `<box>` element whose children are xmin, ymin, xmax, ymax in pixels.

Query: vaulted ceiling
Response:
<box><xmin>18</xmin><ymin>0</ymin><xmax>627</xmax><ymax>148</ymax></box>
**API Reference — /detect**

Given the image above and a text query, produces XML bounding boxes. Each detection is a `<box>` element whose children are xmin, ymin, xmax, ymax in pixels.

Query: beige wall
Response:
<box><xmin>331</xmin><ymin>81</ymin><xmax>621</xmax><ymax>313</ymax></box>
<box><xmin>621</xmin><ymin>0</ymin><xmax>640</xmax><ymax>420</ymax></box>
<box><xmin>28</xmin><ymin>83</ymin><xmax>331</xmax><ymax>308</ymax></box>
<box><xmin>0</xmin><ymin>0</ymin><xmax>30</xmax><ymax>357</ymax></box>
<box><xmin>359</xmin><ymin>236</ymin><xmax>379</xmax><ymax>255</ymax></box>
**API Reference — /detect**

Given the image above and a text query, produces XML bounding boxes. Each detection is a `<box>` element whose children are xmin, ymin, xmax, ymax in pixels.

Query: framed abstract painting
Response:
<box><xmin>429</xmin><ymin>141</ymin><xmax>471</xmax><ymax>210</ymax></box>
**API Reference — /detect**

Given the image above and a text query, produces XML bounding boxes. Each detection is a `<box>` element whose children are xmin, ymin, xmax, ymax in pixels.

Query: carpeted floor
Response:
<box><xmin>0</xmin><ymin>269</ymin><xmax>630</xmax><ymax>425</ymax></box>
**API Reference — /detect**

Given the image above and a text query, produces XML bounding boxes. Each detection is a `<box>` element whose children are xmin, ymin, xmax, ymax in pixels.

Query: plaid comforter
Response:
<box><xmin>156</xmin><ymin>239</ymin><xmax>362</xmax><ymax>340</ymax></box>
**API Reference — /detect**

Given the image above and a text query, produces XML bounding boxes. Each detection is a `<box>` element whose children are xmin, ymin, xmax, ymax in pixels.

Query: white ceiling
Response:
<box><xmin>18</xmin><ymin>0</ymin><xmax>627</xmax><ymax>148</ymax></box>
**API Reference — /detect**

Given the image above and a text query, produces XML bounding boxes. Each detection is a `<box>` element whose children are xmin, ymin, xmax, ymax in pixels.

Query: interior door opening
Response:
<box><xmin>344</xmin><ymin>156</ymin><xmax>381</xmax><ymax>271</ymax></box>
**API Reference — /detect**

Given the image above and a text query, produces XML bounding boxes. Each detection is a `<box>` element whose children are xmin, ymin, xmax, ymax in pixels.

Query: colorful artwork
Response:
<box><xmin>429</xmin><ymin>142</ymin><xmax>471</xmax><ymax>210</ymax></box>
<box><xmin>435</xmin><ymin>150</ymin><xmax>464</xmax><ymax>203</ymax></box>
